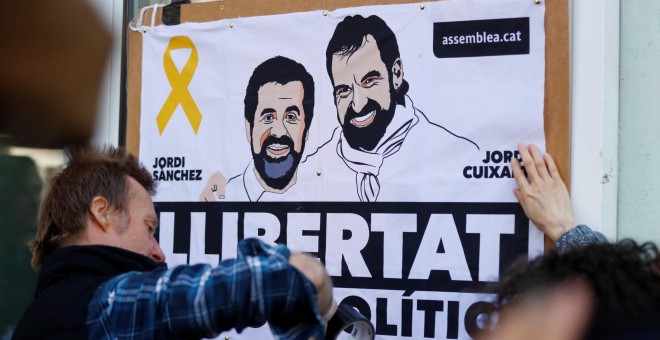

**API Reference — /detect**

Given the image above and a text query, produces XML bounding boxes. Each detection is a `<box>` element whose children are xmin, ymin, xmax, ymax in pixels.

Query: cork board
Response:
<box><xmin>127</xmin><ymin>0</ymin><xmax>569</xmax><ymax>186</ymax></box>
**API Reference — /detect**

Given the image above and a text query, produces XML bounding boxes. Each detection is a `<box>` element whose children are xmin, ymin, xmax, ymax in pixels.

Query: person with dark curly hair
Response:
<box><xmin>482</xmin><ymin>240</ymin><xmax>660</xmax><ymax>339</ymax></box>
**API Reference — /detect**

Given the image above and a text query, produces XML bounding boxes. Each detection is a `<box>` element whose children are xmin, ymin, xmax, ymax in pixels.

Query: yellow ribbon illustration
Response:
<box><xmin>156</xmin><ymin>36</ymin><xmax>202</xmax><ymax>135</ymax></box>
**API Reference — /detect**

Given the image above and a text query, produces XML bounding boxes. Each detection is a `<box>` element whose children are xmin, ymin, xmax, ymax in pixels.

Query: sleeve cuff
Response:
<box><xmin>555</xmin><ymin>224</ymin><xmax>608</xmax><ymax>254</ymax></box>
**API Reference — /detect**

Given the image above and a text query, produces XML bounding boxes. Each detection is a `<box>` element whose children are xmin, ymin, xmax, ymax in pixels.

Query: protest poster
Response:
<box><xmin>139</xmin><ymin>1</ymin><xmax>546</xmax><ymax>338</ymax></box>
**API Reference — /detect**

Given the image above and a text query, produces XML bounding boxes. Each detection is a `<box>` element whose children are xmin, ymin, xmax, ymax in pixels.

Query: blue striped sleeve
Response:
<box><xmin>86</xmin><ymin>238</ymin><xmax>324</xmax><ymax>339</ymax></box>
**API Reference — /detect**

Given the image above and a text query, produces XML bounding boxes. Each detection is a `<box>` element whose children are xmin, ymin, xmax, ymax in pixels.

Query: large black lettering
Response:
<box><xmin>153</xmin><ymin>202</ymin><xmax>530</xmax><ymax>338</ymax></box>
<box><xmin>154</xmin><ymin>201</ymin><xmax>528</xmax><ymax>293</ymax></box>
<box><xmin>488</xmin><ymin>166</ymin><xmax>500</xmax><ymax>178</ymax></box>
<box><xmin>417</xmin><ymin>300</ymin><xmax>444</xmax><ymax>338</ymax></box>
<box><xmin>401</xmin><ymin>298</ymin><xmax>413</xmax><ymax>337</ymax></box>
<box><xmin>447</xmin><ymin>301</ymin><xmax>460</xmax><ymax>339</ymax></box>
<box><xmin>501</xmin><ymin>166</ymin><xmax>512</xmax><ymax>178</ymax></box>
<box><xmin>376</xmin><ymin>298</ymin><xmax>397</xmax><ymax>335</ymax></box>
<box><xmin>490</xmin><ymin>151</ymin><xmax>502</xmax><ymax>163</ymax></box>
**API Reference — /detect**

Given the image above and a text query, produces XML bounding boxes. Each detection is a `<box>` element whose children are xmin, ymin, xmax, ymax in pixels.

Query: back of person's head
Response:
<box><xmin>30</xmin><ymin>145</ymin><xmax>155</xmax><ymax>268</ymax></box>
<box><xmin>493</xmin><ymin>240</ymin><xmax>660</xmax><ymax>338</ymax></box>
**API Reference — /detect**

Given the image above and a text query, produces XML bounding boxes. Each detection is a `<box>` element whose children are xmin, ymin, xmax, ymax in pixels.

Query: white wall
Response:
<box><xmin>572</xmin><ymin>0</ymin><xmax>660</xmax><ymax>244</ymax></box>
<box><xmin>618</xmin><ymin>0</ymin><xmax>660</xmax><ymax>244</ymax></box>
<box><xmin>570</xmin><ymin>0</ymin><xmax>620</xmax><ymax>240</ymax></box>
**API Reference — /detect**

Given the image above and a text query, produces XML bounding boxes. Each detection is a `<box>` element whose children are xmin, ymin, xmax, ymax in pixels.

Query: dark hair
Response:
<box><xmin>492</xmin><ymin>240</ymin><xmax>660</xmax><ymax>330</ymax></box>
<box><xmin>325</xmin><ymin>15</ymin><xmax>409</xmax><ymax>101</ymax></box>
<box><xmin>31</xmin><ymin>145</ymin><xmax>155</xmax><ymax>268</ymax></box>
<box><xmin>244</xmin><ymin>56</ymin><xmax>315</xmax><ymax>136</ymax></box>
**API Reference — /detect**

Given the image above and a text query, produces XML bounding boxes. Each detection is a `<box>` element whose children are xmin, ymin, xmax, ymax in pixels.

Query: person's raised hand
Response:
<box><xmin>512</xmin><ymin>144</ymin><xmax>576</xmax><ymax>241</ymax></box>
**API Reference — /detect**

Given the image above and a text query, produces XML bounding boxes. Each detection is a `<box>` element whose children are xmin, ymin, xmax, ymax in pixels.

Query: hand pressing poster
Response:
<box><xmin>139</xmin><ymin>0</ymin><xmax>546</xmax><ymax>338</ymax></box>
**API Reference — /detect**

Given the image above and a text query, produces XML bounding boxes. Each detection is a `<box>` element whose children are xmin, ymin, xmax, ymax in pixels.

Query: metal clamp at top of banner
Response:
<box><xmin>129</xmin><ymin>3</ymin><xmax>166</xmax><ymax>33</ymax></box>
<box><xmin>535</xmin><ymin>0</ymin><xmax>542</xmax><ymax>4</ymax></box>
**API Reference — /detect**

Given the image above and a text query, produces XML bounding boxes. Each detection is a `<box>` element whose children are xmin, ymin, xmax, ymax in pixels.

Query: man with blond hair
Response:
<box><xmin>13</xmin><ymin>145</ymin><xmax>334</xmax><ymax>339</ymax></box>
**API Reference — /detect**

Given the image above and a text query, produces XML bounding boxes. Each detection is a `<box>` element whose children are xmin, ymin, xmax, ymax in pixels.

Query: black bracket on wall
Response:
<box><xmin>163</xmin><ymin>0</ymin><xmax>191</xmax><ymax>26</ymax></box>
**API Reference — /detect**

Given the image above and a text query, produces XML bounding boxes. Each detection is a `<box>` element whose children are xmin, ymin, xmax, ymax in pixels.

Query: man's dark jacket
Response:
<box><xmin>12</xmin><ymin>246</ymin><xmax>164</xmax><ymax>339</ymax></box>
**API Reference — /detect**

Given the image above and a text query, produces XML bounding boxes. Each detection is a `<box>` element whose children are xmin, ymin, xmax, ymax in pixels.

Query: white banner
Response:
<box><xmin>140</xmin><ymin>0</ymin><xmax>545</xmax><ymax>338</ymax></box>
